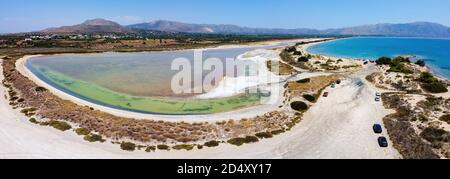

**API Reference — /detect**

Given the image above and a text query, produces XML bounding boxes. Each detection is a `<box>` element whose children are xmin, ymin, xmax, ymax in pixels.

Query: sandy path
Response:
<box><xmin>1</xmin><ymin>59</ymin><xmax>401</xmax><ymax>159</ymax></box>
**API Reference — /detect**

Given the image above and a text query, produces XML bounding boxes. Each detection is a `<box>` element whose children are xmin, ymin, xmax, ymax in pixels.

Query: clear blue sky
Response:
<box><xmin>1</xmin><ymin>0</ymin><xmax>449</xmax><ymax>33</ymax></box>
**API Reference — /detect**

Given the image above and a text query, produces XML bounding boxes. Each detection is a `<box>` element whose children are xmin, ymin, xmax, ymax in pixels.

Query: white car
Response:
<box><xmin>376</xmin><ymin>92</ymin><xmax>381</xmax><ymax>97</ymax></box>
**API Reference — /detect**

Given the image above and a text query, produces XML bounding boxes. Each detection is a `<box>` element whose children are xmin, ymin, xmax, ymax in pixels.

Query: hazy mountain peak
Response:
<box><xmin>81</xmin><ymin>18</ymin><xmax>121</xmax><ymax>26</ymax></box>
<box><xmin>42</xmin><ymin>18</ymin><xmax>131</xmax><ymax>34</ymax></box>
<box><xmin>36</xmin><ymin>18</ymin><xmax>450</xmax><ymax>37</ymax></box>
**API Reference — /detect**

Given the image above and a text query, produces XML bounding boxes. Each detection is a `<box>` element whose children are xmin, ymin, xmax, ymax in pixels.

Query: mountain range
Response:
<box><xmin>40</xmin><ymin>18</ymin><xmax>450</xmax><ymax>37</ymax></box>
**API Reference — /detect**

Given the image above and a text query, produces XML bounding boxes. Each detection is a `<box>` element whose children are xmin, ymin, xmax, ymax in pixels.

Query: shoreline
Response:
<box><xmin>303</xmin><ymin>37</ymin><xmax>450</xmax><ymax>81</ymax></box>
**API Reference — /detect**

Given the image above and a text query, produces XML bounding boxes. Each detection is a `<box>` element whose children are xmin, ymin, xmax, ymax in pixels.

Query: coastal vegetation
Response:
<box><xmin>75</xmin><ymin>128</ymin><xmax>91</xmax><ymax>136</ymax></box>
<box><xmin>290</xmin><ymin>101</ymin><xmax>308</xmax><ymax>111</ymax></box>
<box><xmin>255</xmin><ymin>132</ymin><xmax>274</xmax><ymax>139</ymax></box>
<box><xmin>83</xmin><ymin>134</ymin><xmax>105</xmax><ymax>143</ymax></box>
<box><xmin>227</xmin><ymin>136</ymin><xmax>259</xmax><ymax>146</ymax></box>
<box><xmin>204</xmin><ymin>140</ymin><xmax>220</xmax><ymax>147</ymax></box>
<box><xmin>172</xmin><ymin>144</ymin><xmax>195</xmax><ymax>151</ymax></box>
<box><xmin>48</xmin><ymin>121</ymin><xmax>72</xmax><ymax>131</ymax></box>
<box><xmin>266</xmin><ymin>60</ymin><xmax>296</xmax><ymax>75</ymax></box>
<box><xmin>120</xmin><ymin>142</ymin><xmax>137</xmax><ymax>151</ymax></box>
<box><xmin>439</xmin><ymin>114</ymin><xmax>450</xmax><ymax>124</ymax></box>
<box><xmin>303</xmin><ymin>94</ymin><xmax>316</xmax><ymax>103</ymax></box>
<box><xmin>376</xmin><ymin>56</ymin><xmax>413</xmax><ymax>74</ymax></box>
<box><xmin>296</xmin><ymin>78</ymin><xmax>311</xmax><ymax>83</ymax></box>
<box><xmin>418</xmin><ymin>72</ymin><xmax>448</xmax><ymax>93</ymax></box>
<box><xmin>381</xmin><ymin>93</ymin><xmax>442</xmax><ymax>159</ymax></box>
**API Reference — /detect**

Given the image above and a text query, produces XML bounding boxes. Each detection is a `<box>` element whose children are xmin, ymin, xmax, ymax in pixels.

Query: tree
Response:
<box><xmin>290</xmin><ymin>101</ymin><xmax>308</xmax><ymax>111</ymax></box>
<box><xmin>286</xmin><ymin>46</ymin><xmax>296</xmax><ymax>53</ymax></box>
<box><xmin>376</xmin><ymin>57</ymin><xmax>392</xmax><ymax>65</ymax></box>
<box><xmin>298</xmin><ymin>56</ymin><xmax>309</xmax><ymax>62</ymax></box>
<box><xmin>392</xmin><ymin>56</ymin><xmax>410</xmax><ymax>65</ymax></box>
<box><xmin>415</xmin><ymin>60</ymin><xmax>426</xmax><ymax>67</ymax></box>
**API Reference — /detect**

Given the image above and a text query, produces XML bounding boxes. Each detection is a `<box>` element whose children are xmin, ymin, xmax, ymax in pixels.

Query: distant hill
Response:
<box><xmin>37</xmin><ymin>18</ymin><xmax>450</xmax><ymax>37</ymax></box>
<box><xmin>323</xmin><ymin>22</ymin><xmax>450</xmax><ymax>37</ymax></box>
<box><xmin>127</xmin><ymin>20</ymin><xmax>320</xmax><ymax>35</ymax></box>
<box><xmin>42</xmin><ymin>18</ymin><xmax>133</xmax><ymax>34</ymax></box>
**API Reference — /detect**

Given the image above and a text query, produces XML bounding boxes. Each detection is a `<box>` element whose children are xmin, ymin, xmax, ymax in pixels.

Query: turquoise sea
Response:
<box><xmin>307</xmin><ymin>37</ymin><xmax>450</xmax><ymax>79</ymax></box>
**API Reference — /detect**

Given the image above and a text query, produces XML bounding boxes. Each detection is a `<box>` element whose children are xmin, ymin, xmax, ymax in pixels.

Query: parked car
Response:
<box><xmin>331</xmin><ymin>83</ymin><xmax>336</xmax><ymax>88</ymax></box>
<box><xmin>376</xmin><ymin>92</ymin><xmax>381</xmax><ymax>97</ymax></box>
<box><xmin>373</xmin><ymin>124</ymin><xmax>383</xmax><ymax>134</ymax></box>
<box><xmin>323</xmin><ymin>92</ymin><xmax>329</xmax><ymax>97</ymax></box>
<box><xmin>375</xmin><ymin>97</ymin><xmax>381</xmax><ymax>102</ymax></box>
<box><xmin>378</xmin><ymin>137</ymin><xmax>389</xmax><ymax>147</ymax></box>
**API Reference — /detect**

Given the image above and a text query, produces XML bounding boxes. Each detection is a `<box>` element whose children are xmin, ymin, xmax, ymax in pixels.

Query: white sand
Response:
<box><xmin>1</xmin><ymin>58</ymin><xmax>402</xmax><ymax>159</ymax></box>
<box><xmin>195</xmin><ymin>49</ymin><xmax>283</xmax><ymax>99</ymax></box>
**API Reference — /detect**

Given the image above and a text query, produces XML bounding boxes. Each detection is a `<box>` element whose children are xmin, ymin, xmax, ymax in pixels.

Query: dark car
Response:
<box><xmin>323</xmin><ymin>92</ymin><xmax>329</xmax><ymax>97</ymax></box>
<box><xmin>373</xmin><ymin>124</ymin><xmax>383</xmax><ymax>134</ymax></box>
<box><xmin>378</xmin><ymin>137</ymin><xmax>389</xmax><ymax>147</ymax></box>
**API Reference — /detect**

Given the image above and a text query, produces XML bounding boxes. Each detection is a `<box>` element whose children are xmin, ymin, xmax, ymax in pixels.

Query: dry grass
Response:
<box><xmin>266</xmin><ymin>60</ymin><xmax>297</xmax><ymax>75</ymax></box>
<box><xmin>288</xmin><ymin>75</ymin><xmax>342</xmax><ymax>92</ymax></box>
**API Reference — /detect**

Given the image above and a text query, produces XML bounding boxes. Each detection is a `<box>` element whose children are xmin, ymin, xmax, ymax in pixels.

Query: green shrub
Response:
<box><xmin>48</xmin><ymin>121</ymin><xmax>72</xmax><ymax>131</ymax></box>
<box><xmin>286</xmin><ymin>46</ymin><xmax>296</xmax><ymax>53</ymax></box>
<box><xmin>271</xmin><ymin>129</ymin><xmax>285</xmax><ymax>135</ymax></box>
<box><xmin>173</xmin><ymin>144</ymin><xmax>194</xmax><ymax>151</ymax></box>
<box><xmin>157</xmin><ymin>145</ymin><xmax>170</xmax><ymax>151</ymax></box>
<box><xmin>388</xmin><ymin>63</ymin><xmax>413</xmax><ymax>74</ymax></box>
<box><xmin>415</xmin><ymin>60</ymin><xmax>426</xmax><ymax>67</ymax></box>
<box><xmin>290</xmin><ymin>101</ymin><xmax>309</xmax><ymax>111</ymax></box>
<box><xmin>298</xmin><ymin>56</ymin><xmax>309</xmax><ymax>62</ymax></box>
<box><xmin>34</xmin><ymin>86</ymin><xmax>47</xmax><ymax>92</ymax></box>
<box><xmin>204</xmin><ymin>140</ymin><xmax>220</xmax><ymax>147</ymax></box>
<box><xmin>376</xmin><ymin>57</ymin><xmax>392</xmax><ymax>65</ymax></box>
<box><xmin>297</xmin><ymin>78</ymin><xmax>311</xmax><ymax>83</ymax></box>
<box><xmin>120</xmin><ymin>142</ymin><xmax>136</xmax><ymax>151</ymax></box>
<box><xmin>75</xmin><ymin>128</ymin><xmax>91</xmax><ymax>136</ymax></box>
<box><xmin>227</xmin><ymin>138</ymin><xmax>246</xmax><ymax>146</ymax></box>
<box><xmin>83</xmin><ymin>134</ymin><xmax>105</xmax><ymax>143</ymax></box>
<box><xmin>303</xmin><ymin>94</ymin><xmax>316</xmax><ymax>102</ymax></box>
<box><xmin>439</xmin><ymin>114</ymin><xmax>450</xmax><ymax>124</ymax></box>
<box><xmin>392</xmin><ymin>56</ymin><xmax>410</xmax><ymax>64</ymax></box>
<box><xmin>145</xmin><ymin>146</ymin><xmax>156</xmax><ymax>152</ymax></box>
<box><xmin>419</xmin><ymin>72</ymin><xmax>436</xmax><ymax>83</ymax></box>
<box><xmin>244</xmin><ymin>136</ymin><xmax>259</xmax><ymax>143</ymax></box>
<box><xmin>418</xmin><ymin>72</ymin><xmax>448</xmax><ymax>93</ymax></box>
<box><xmin>420</xmin><ymin>127</ymin><xmax>449</xmax><ymax>143</ymax></box>
<box><xmin>421</xmin><ymin>82</ymin><xmax>448</xmax><ymax>93</ymax></box>
<box><xmin>29</xmin><ymin>118</ymin><xmax>38</xmax><ymax>124</ymax></box>
<box><xmin>227</xmin><ymin>136</ymin><xmax>259</xmax><ymax>146</ymax></box>
<box><xmin>255</xmin><ymin>132</ymin><xmax>273</xmax><ymax>139</ymax></box>
<box><xmin>293</xmin><ymin>51</ymin><xmax>302</xmax><ymax>56</ymax></box>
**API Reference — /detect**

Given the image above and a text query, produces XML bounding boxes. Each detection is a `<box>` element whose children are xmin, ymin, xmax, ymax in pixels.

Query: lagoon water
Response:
<box><xmin>28</xmin><ymin>45</ymin><xmax>279</xmax><ymax>97</ymax></box>
<box><xmin>308</xmin><ymin>37</ymin><xmax>450</xmax><ymax>79</ymax></box>
<box><xmin>25</xmin><ymin>43</ymin><xmax>291</xmax><ymax>114</ymax></box>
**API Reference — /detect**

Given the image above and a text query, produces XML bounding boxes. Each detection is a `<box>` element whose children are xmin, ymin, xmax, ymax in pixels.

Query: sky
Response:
<box><xmin>1</xmin><ymin>0</ymin><xmax>449</xmax><ymax>33</ymax></box>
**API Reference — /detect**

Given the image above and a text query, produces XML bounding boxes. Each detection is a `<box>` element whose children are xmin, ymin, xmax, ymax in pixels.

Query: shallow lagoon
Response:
<box><xmin>27</xmin><ymin>44</ymin><xmax>285</xmax><ymax>115</ymax></box>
